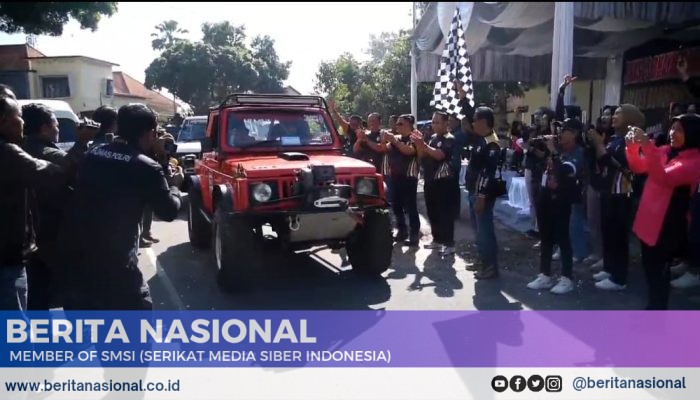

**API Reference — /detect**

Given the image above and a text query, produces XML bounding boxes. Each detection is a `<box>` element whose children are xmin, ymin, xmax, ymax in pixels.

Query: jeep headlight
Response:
<box><xmin>251</xmin><ymin>183</ymin><xmax>273</xmax><ymax>202</ymax></box>
<box><xmin>356</xmin><ymin>178</ymin><xmax>378</xmax><ymax>196</ymax></box>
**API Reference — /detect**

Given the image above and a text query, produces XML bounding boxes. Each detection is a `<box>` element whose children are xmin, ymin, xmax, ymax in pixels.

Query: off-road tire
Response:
<box><xmin>346</xmin><ymin>208</ymin><xmax>393</xmax><ymax>277</ymax></box>
<box><xmin>187</xmin><ymin>187</ymin><xmax>212</xmax><ymax>249</ymax></box>
<box><xmin>213</xmin><ymin>207</ymin><xmax>261</xmax><ymax>292</ymax></box>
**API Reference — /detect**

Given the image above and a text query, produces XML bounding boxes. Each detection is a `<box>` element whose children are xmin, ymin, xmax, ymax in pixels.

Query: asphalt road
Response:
<box><xmin>138</xmin><ymin>195</ymin><xmax>700</xmax><ymax>311</ymax></box>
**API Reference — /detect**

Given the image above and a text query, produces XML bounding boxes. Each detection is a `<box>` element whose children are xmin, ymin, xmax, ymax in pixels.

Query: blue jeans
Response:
<box><xmin>469</xmin><ymin>195</ymin><xmax>498</xmax><ymax>268</ymax></box>
<box><xmin>570</xmin><ymin>203</ymin><xmax>589</xmax><ymax>260</ymax></box>
<box><xmin>1</xmin><ymin>265</ymin><xmax>28</xmax><ymax>310</ymax></box>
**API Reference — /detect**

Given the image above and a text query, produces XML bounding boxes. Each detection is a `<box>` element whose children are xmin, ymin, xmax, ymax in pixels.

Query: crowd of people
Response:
<box><xmin>1</xmin><ymin>84</ymin><xmax>183</xmax><ymax>311</ymax></box>
<box><xmin>2</xmin><ymin>56</ymin><xmax>699</xmax><ymax>311</ymax></box>
<box><xmin>331</xmin><ymin>60</ymin><xmax>700</xmax><ymax>310</ymax></box>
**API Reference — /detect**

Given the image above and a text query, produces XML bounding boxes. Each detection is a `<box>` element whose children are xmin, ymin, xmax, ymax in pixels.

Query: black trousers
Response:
<box><xmin>141</xmin><ymin>206</ymin><xmax>153</xmax><ymax>237</ymax></box>
<box><xmin>425</xmin><ymin>179</ymin><xmax>456</xmax><ymax>246</ymax></box>
<box><xmin>537</xmin><ymin>194</ymin><xmax>573</xmax><ymax>278</ymax></box>
<box><xmin>26</xmin><ymin>255</ymin><xmax>51</xmax><ymax>310</ymax></box>
<box><xmin>601</xmin><ymin>194</ymin><xmax>632</xmax><ymax>285</ymax></box>
<box><xmin>391</xmin><ymin>176</ymin><xmax>420</xmax><ymax>235</ymax></box>
<box><xmin>451</xmin><ymin>176</ymin><xmax>461</xmax><ymax>219</ymax></box>
<box><xmin>641</xmin><ymin>243</ymin><xmax>672</xmax><ymax>310</ymax></box>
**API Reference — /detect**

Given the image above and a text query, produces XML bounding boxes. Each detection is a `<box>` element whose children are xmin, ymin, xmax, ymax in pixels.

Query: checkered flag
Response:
<box><xmin>430</xmin><ymin>7</ymin><xmax>475</xmax><ymax>119</ymax></box>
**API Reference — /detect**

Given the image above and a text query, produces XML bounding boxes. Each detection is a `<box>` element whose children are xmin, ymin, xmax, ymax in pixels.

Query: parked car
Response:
<box><xmin>16</xmin><ymin>99</ymin><xmax>80</xmax><ymax>151</ymax></box>
<box><xmin>186</xmin><ymin>94</ymin><xmax>393</xmax><ymax>292</ymax></box>
<box><xmin>174</xmin><ymin>116</ymin><xmax>207</xmax><ymax>186</ymax></box>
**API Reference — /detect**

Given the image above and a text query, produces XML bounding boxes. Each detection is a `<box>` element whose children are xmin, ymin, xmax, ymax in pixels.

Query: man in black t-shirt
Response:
<box><xmin>412</xmin><ymin>111</ymin><xmax>457</xmax><ymax>256</ymax></box>
<box><xmin>469</xmin><ymin>107</ymin><xmax>502</xmax><ymax>279</ymax></box>
<box><xmin>354</xmin><ymin>112</ymin><xmax>393</xmax><ymax>202</ymax></box>
<box><xmin>353</xmin><ymin>112</ymin><xmax>385</xmax><ymax>172</ymax></box>
<box><xmin>383</xmin><ymin>114</ymin><xmax>420</xmax><ymax>246</ymax></box>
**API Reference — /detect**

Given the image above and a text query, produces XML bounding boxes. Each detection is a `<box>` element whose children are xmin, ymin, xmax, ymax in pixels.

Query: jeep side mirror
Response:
<box><xmin>202</xmin><ymin>137</ymin><xmax>213</xmax><ymax>152</ymax></box>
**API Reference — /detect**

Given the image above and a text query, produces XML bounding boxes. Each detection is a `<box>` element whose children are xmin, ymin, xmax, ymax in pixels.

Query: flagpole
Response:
<box><xmin>410</xmin><ymin>1</ymin><xmax>418</xmax><ymax>119</ymax></box>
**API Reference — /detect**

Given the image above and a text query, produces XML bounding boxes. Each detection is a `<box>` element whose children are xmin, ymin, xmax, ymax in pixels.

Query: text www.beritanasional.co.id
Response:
<box><xmin>5</xmin><ymin>379</ymin><xmax>180</xmax><ymax>394</ymax></box>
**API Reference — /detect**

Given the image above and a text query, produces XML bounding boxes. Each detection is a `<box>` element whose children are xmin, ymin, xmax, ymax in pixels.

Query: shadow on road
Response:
<box><xmin>148</xmin><ymin>241</ymin><xmax>391</xmax><ymax>311</ymax></box>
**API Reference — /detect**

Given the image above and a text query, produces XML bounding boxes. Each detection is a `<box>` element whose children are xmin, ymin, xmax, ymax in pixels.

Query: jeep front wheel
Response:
<box><xmin>187</xmin><ymin>187</ymin><xmax>211</xmax><ymax>249</ymax></box>
<box><xmin>213</xmin><ymin>206</ymin><xmax>260</xmax><ymax>292</ymax></box>
<box><xmin>346</xmin><ymin>209</ymin><xmax>393</xmax><ymax>277</ymax></box>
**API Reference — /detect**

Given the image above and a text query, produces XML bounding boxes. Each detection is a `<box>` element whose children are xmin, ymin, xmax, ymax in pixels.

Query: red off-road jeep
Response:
<box><xmin>186</xmin><ymin>94</ymin><xmax>393</xmax><ymax>292</ymax></box>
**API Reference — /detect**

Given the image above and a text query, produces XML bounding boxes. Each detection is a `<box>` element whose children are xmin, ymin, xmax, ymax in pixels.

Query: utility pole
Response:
<box><xmin>410</xmin><ymin>1</ymin><xmax>418</xmax><ymax>118</ymax></box>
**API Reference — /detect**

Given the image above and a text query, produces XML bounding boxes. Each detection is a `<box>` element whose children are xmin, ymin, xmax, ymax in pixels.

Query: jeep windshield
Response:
<box><xmin>227</xmin><ymin>110</ymin><xmax>334</xmax><ymax>148</ymax></box>
<box><xmin>178</xmin><ymin>120</ymin><xmax>207</xmax><ymax>142</ymax></box>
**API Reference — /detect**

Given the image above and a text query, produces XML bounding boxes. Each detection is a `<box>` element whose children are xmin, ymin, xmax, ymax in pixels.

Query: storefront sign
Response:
<box><xmin>624</xmin><ymin>47</ymin><xmax>700</xmax><ymax>85</ymax></box>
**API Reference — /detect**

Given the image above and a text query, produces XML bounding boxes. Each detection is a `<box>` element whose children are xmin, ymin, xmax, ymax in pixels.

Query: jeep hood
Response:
<box><xmin>223</xmin><ymin>154</ymin><xmax>377</xmax><ymax>178</ymax></box>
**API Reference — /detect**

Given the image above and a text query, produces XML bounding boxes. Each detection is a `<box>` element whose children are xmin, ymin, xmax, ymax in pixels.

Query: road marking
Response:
<box><xmin>145</xmin><ymin>247</ymin><xmax>186</xmax><ymax>310</ymax></box>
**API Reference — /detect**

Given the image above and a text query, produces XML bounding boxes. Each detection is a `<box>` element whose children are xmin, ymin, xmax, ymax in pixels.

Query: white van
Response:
<box><xmin>16</xmin><ymin>99</ymin><xmax>81</xmax><ymax>151</ymax></box>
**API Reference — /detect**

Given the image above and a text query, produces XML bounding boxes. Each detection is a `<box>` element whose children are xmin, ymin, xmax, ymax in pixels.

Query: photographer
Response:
<box><xmin>0</xmin><ymin>95</ymin><xmax>63</xmax><ymax>310</ymax></box>
<box><xmin>57</xmin><ymin>104</ymin><xmax>182</xmax><ymax>310</ymax></box>
<box><xmin>586</xmin><ymin>104</ymin><xmax>645</xmax><ymax>291</ymax></box>
<box><xmin>90</xmin><ymin>105</ymin><xmax>117</xmax><ymax>148</ymax></box>
<box><xmin>626</xmin><ymin>115</ymin><xmax>700</xmax><ymax>309</ymax></box>
<box><xmin>21</xmin><ymin>103</ymin><xmax>97</xmax><ymax>310</ymax></box>
<box><xmin>140</xmin><ymin>127</ymin><xmax>180</xmax><ymax>247</ymax></box>
<box><xmin>522</xmin><ymin>107</ymin><xmax>555</xmax><ymax>239</ymax></box>
<box><xmin>526</xmin><ymin>119</ymin><xmax>584</xmax><ymax>294</ymax></box>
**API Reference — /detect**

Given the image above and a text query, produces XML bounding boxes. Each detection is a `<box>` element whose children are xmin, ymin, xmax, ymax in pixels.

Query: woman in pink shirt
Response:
<box><xmin>626</xmin><ymin>114</ymin><xmax>700</xmax><ymax>309</ymax></box>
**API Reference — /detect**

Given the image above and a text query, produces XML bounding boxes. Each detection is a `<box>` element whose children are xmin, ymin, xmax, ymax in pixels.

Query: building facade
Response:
<box><xmin>0</xmin><ymin>44</ymin><xmax>189</xmax><ymax>120</ymax></box>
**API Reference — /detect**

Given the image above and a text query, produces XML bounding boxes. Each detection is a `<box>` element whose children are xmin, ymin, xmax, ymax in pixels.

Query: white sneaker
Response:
<box><xmin>595</xmin><ymin>278</ymin><xmax>626</xmax><ymax>291</ymax></box>
<box><xmin>671</xmin><ymin>272</ymin><xmax>700</xmax><ymax>289</ymax></box>
<box><xmin>551</xmin><ymin>277</ymin><xmax>574</xmax><ymax>294</ymax></box>
<box><xmin>670</xmin><ymin>262</ymin><xmax>688</xmax><ymax>276</ymax></box>
<box><xmin>527</xmin><ymin>274</ymin><xmax>555</xmax><ymax>290</ymax></box>
<box><xmin>552</xmin><ymin>248</ymin><xmax>561</xmax><ymax>261</ymax></box>
<box><xmin>583</xmin><ymin>255</ymin><xmax>599</xmax><ymax>264</ymax></box>
<box><xmin>593</xmin><ymin>270</ymin><xmax>611</xmax><ymax>281</ymax></box>
<box><xmin>590</xmin><ymin>258</ymin><xmax>604</xmax><ymax>271</ymax></box>
<box><xmin>441</xmin><ymin>246</ymin><xmax>455</xmax><ymax>256</ymax></box>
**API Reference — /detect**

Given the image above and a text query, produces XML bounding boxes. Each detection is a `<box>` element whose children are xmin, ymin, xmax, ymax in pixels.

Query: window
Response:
<box><xmin>42</xmin><ymin>76</ymin><xmax>70</xmax><ymax>98</ymax></box>
<box><xmin>177</xmin><ymin>120</ymin><xmax>207</xmax><ymax>142</ymax></box>
<box><xmin>105</xmin><ymin>79</ymin><xmax>114</xmax><ymax>96</ymax></box>
<box><xmin>227</xmin><ymin>110</ymin><xmax>334</xmax><ymax>148</ymax></box>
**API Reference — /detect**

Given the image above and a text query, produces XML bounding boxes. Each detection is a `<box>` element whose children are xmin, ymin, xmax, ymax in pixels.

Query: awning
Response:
<box><xmin>413</xmin><ymin>2</ymin><xmax>700</xmax><ymax>83</ymax></box>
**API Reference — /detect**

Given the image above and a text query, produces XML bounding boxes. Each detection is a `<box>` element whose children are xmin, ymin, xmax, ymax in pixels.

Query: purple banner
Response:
<box><xmin>2</xmin><ymin>311</ymin><xmax>698</xmax><ymax>368</ymax></box>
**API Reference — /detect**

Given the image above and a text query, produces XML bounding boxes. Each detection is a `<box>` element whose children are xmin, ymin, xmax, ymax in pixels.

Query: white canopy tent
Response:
<box><xmin>412</xmin><ymin>2</ymin><xmax>700</xmax><ymax>115</ymax></box>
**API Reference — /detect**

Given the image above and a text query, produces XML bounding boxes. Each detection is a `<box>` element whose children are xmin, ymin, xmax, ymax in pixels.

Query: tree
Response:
<box><xmin>202</xmin><ymin>21</ymin><xmax>245</xmax><ymax>48</ymax></box>
<box><xmin>315</xmin><ymin>29</ymin><xmax>528</xmax><ymax>126</ymax></box>
<box><xmin>0</xmin><ymin>2</ymin><xmax>117</xmax><ymax>35</ymax></box>
<box><xmin>313</xmin><ymin>31</ymin><xmax>433</xmax><ymax>121</ymax></box>
<box><xmin>250</xmin><ymin>35</ymin><xmax>291</xmax><ymax>93</ymax></box>
<box><xmin>145</xmin><ymin>21</ymin><xmax>291</xmax><ymax>114</ymax></box>
<box><xmin>151</xmin><ymin>20</ymin><xmax>188</xmax><ymax>51</ymax></box>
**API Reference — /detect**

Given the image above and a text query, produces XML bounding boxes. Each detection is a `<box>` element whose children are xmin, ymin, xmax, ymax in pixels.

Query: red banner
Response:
<box><xmin>624</xmin><ymin>47</ymin><xmax>700</xmax><ymax>85</ymax></box>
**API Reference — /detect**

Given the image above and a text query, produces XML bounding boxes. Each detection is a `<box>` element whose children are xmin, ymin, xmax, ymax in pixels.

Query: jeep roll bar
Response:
<box><xmin>218</xmin><ymin>94</ymin><xmax>329</xmax><ymax>111</ymax></box>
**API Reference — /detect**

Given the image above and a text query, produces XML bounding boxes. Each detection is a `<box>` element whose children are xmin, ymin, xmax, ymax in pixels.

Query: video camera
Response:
<box><xmin>78</xmin><ymin>117</ymin><xmax>100</xmax><ymax>130</ymax></box>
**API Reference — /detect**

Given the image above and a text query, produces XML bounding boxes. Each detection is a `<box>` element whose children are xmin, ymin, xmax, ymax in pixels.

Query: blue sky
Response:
<box><xmin>0</xmin><ymin>2</ymin><xmax>413</xmax><ymax>94</ymax></box>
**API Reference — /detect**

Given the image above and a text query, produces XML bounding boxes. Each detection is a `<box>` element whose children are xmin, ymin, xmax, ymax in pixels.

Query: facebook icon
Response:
<box><xmin>510</xmin><ymin>375</ymin><xmax>526</xmax><ymax>392</ymax></box>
